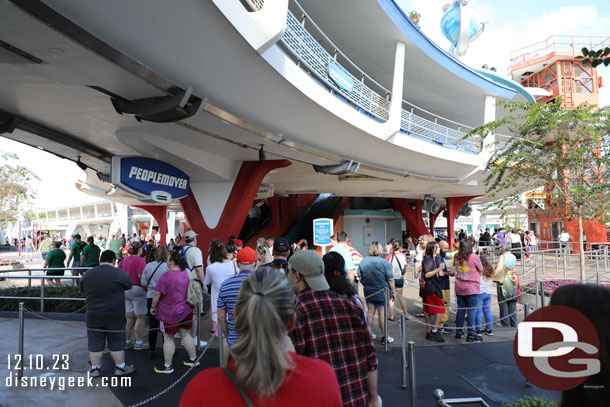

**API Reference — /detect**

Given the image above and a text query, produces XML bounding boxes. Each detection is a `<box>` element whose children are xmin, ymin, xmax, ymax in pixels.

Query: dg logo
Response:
<box><xmin>513</xmin><ymin>305</ymin><xmax>601</xmax><ymax>391</ymax></box>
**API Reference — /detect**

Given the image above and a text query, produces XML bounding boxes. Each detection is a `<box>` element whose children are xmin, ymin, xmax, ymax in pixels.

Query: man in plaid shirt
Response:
<box><xmin>288</xmin><ymin>250</ymin><xmax>379</xmax><ymax>407</ymax></box>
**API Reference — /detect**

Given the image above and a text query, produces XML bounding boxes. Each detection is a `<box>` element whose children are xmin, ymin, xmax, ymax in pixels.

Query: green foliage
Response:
<box><xmin>0</xmin><ymin>151</ymin><xmax>39</xmax><ymax>222</ymax></box>
<box><xmin>577</xmin><ymin>47</ymin><xmax>610</xmax><ymax>68</ymax></box>
<box><xmin>469</xmin><ymin>99</ymin><xmax>610</xmax><ymax>223</ymax></box>
<box><xmin>0</xmin><ymin>286</ymin><xmax>86</xmax><ymax>312</ymax></box>
<box><xmin>502</xmin><ymin>396</ymin><xmax>559</xmax><ymax>407</ymax></box>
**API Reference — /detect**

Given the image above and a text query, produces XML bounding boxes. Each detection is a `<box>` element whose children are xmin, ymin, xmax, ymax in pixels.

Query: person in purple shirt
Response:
<box><xmin>493</xmin><ymin>228</ymin><xmax>506</xmax><ymax>246</ymax></box>
<box><xmin>150</xmin><ymin>251</ymin><xmax>199</xmax><ymax>374</ymax></box>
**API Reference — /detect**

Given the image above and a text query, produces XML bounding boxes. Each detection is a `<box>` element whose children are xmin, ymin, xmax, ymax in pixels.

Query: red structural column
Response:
<box><xmin>429</xmin><ymin>208</ymin><xmax>444</xmax><ymax>236</ymax></box>
<box><xmin>180</xmin><ymin>160</ymin><xmax>291</xmax><ymax>258</ymax></box>
<box><xmin>445</xmin><ymin>196</ymin><xmax>479</xmax><ymax>248</ymax></box>
<box><xmin>269</xmin><ymin>195</ymin><xmax>281</xmax><ymax>238</ymax></box>
<box><xmin>389</xmin><ymin>198</ymin><xmax>429</xmax><ymax>238</ymax></box>
<box><xmin>134</xmin><ymin>205</ymin><xmax>168</xmax><ymax>246</ymax></box>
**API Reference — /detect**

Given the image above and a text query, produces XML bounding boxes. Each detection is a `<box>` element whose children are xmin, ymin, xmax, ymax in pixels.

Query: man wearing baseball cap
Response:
<box><xmin>288</xmin><ymin>250</ymin><xmax>379</xmax><ymax>407</ymax></box>
<box><xmin>179</xmin><ymin>230</ymin><xmax>208</xmax><ymax>347</ymax></box>
<box><xmin>262</xmin><ymin>237</ymin><xmax>290</xmax><ymax>274</ymax></box>
<box><xmin>217</xmin><ymin>247</ymin><xmax>257</xmax><ymax>347</ymax></box>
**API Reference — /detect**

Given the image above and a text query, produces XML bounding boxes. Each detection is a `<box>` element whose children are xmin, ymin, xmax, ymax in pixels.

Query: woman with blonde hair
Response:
<box><xmin>358</xmin><ymin>241</ymin><xmax>396</xmax><ymax>345</ymax></box>
<box><xmin>180</xmin><ymin>266</ymin><xmax>341</xmax><ymax>406</ymax></box>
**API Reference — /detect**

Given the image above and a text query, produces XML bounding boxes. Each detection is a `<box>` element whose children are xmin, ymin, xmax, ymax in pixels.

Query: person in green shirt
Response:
<box><xmin>109</xmin><ymin>235</ymin><xmax>120</xmax><ymax>258</ymax></box>
<box><xmin>81</xmin><ymin>236</ymin><xmax>101</xmax><ymax>270</ymax></box>
<box><xmin>66</xmin><ymin>234</ymin><xmax>87</xmax><ymax>275</ymax></box>
<box><xmin>43</xmin><ymin>241</ymin><xmax>67</xmax><ymax>286</ymax></box>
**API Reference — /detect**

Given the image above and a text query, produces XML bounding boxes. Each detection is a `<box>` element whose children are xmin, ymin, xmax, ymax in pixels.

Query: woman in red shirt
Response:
<box><xmin>180</xmin><ymin>266</ymin><xmax>342</xmax><ymax>407</ymax></box>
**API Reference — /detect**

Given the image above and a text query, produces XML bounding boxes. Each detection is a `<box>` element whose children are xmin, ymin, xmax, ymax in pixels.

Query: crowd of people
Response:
<box><xmin>27</xmin><ymin>226</ymin><xmax>607</xmax><ymax>406</ymax></box>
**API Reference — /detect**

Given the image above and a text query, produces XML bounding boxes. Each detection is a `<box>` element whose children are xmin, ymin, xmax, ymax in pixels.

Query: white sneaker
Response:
<box><xmin>371</xmin><ymin>333</ymin><xmax>377</xmax><ymax>340</ymax></box>
<box><xmin>181</xmin><ymin>337</ymin><xmax>208</xmax><ymax>347</ymax></box>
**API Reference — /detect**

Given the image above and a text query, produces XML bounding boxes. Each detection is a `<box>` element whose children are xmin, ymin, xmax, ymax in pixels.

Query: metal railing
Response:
<box><xmin>278</xmin><ymin>0</ymin><xmax>482</xmax><ymax>153</ymax></box>
<box><xmin>510</xmin><ymin>35</ymin><xmax>610</xmax><ymax>68</ymax></box>
<box><xmin>433</xmin><ymin>389</ymin><xmax>491</xmax><ymax>407</ymax></box>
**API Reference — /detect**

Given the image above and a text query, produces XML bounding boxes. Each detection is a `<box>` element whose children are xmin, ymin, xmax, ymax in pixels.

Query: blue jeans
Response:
<box><xmin>455</xmin><ymin>294</ymin><xmax>478</xmax><ymax>335</ymax></box>
<box><xmin>475</xmin><ymin>293</ymin><xmax>492</xmax><ymax>332</ymax></box>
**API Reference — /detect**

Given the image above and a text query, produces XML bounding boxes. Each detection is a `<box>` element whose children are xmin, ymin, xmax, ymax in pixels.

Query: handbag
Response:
<box><xmin>186</xmin><ymin>269</ymin><xmax>203</xmax><ymax>307</ymax></box>
<box><xmin>501</xmin><ymin>270</ymin><xmax>520</xmax><ymax>299</ymax></box>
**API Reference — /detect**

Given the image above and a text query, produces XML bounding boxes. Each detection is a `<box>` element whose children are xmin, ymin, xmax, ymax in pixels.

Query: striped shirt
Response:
<box><xmin>290</xmin><ymin>288</ymin><xmax>377</xmax><ymax>407</ymax></box>
<box><xmin>348</xmin><ymin>247</ymin><xmax>363</xmax><ymax>274</ymax></box>
<box><xmin>217</xmin><ymin>269</ymin><xmax>252</xmax><ymax>345</ymax></box>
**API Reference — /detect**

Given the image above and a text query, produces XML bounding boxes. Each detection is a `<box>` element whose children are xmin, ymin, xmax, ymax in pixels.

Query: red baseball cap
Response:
<box><xmin>236</xmin><ymin>247</ymin><xmax>257</xmax><ymax>265</ymax></box>
<box><xmin>235</xmin><ymin>239</ymin><xmax>243</xmax><ymax>246</ymax></box>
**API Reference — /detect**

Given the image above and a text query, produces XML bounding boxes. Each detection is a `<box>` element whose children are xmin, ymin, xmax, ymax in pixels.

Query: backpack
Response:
<box><xmin>180</xmin><ymin>246</ymin><xmax>203</xmax><ymax>307</ymax></box>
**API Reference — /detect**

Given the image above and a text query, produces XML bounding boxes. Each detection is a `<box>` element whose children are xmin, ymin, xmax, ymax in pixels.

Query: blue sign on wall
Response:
<box><xmin>313</xmin><ymin>218</ymin><xmax>334</xmax><ymax>246</ymax></box>
<box><xmin>327</xmin><ymin>61</ymin><xmax>354</xmax><ymax>92</ymax></box>
<box><xmin>110</xmin><ymin>156</ymin><xmax>190</xmax><ymax>201</ymax></box>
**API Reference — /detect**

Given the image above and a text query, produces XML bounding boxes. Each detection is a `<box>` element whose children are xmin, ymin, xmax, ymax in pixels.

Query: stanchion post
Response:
<box><xmin>524</xmin><ymin>304</ymin><xmax>529</xmax><ymax>319</ymax></box>
<box><xmin>408</xmin><ymin>341</ymin><xmax>416</xmax><ymax>407</ymax></box>
<box><xmin>562</xmin><ymin>250</ymin><xmax>567</xmax><ymax>279</ymax></box>
<box><xmin>40</xmin><ymin>277</ymin><xmax>45</xmax><ymax>313</ymax></box>
<box><xmin>596</xmin><ymin>271</ymin><xmax>600</xmax><ymax>286</ymax></box>
<box><xmin>400</xmin><ymin>314</ymin><xmax>407</xmax><ymax>389</ymax></box>
<box><xmin>18</xmin><ymin>302</ymin><xmax>25</xmax><ymax>380</ymax></box>
<box><xmin>534</xmin><ymin>266</ymin><xmax>539</xmax><ymax>309</ymax></box>
<box><xmin>383</xmin><ymin>287</ymin><xmax>389</xmax><ymax>351</ymax></box>
<box><xmin>218</xmin><ymin>329</ymin><xmax>225</xmax><ymax>367</ymax></box>
<box><xmin>28</xmin><ymin>268</ymin><xmax>31</xmax><ymax>287</ymax></box>
<box><xmin>539</xmin><ymin>281</ymin><xmax>546</xmax><ymax>308</ymax></box>
<box><xmin>196</xmin><ymin>303</ymin><xmax>202</xmax><ymax>352</ymax></box>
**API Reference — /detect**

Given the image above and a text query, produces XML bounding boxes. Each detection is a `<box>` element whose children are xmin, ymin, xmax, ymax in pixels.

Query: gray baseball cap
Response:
<box><xmin>289</xmin><ymin>250</ymin><xmax>329</xmax><ymax>291</ymax></box>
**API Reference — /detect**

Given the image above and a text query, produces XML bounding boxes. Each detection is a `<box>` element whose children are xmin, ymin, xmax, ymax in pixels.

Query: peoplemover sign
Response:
<box><xmin>327</xmin><ymin>61</ymin><xmax>354</xmax><ymax>93</ymax></box>
<box><xmin>110</xmin><ymin>156</ymin><xmax>190</xmax><ymax>202</ymax></box>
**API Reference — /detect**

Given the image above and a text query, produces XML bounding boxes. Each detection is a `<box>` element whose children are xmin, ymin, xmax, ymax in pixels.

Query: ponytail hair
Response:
<box><xmin>230</xmin><ymin>266</ymin><xmax>296</xmax><ymax>397</ymax></box>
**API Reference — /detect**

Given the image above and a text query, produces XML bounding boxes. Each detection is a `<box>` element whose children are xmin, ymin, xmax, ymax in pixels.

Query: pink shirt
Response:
<box><xmin>453</xmin><ymin>254</ymin><xmax>482</xmax><ymax>296</ymax></box>
<box><xmin>155</xmin><ymin>269</ymin><xmax>193</xmax><ymax>324</ymax></box>
<box><xmin>118</xmin><ymin>255</ymin><xmax>146</xmax><ymax>287</ymax></box>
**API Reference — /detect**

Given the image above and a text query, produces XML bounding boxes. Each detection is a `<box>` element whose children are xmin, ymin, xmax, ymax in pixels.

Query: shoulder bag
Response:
<box><xmin>222</xmin><ymin>366</ymin><xmax>255</xmax><ymax>407</ymax></box>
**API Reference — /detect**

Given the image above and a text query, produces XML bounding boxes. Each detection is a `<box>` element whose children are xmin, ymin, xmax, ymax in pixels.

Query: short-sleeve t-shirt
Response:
<box><xmin>81</xmin><ymin>244</ymin><xmax>101</xmax><ymax>267</ymax></box>
<box><xmin>329</xmin><ymin>244</ymin><xmax>355</xmax><ymax>272</ymax></box>
<box><xmin>435</xmin><ymin>253</ymin><xmax>449</xmax><ymax>290</ymax></box>
<box><xmin>108</xmin><ymin>239</ymin><xmax>120</xmax><ymax>254</ymax></box>
<box><xmin>46</xmin><ymin>249</ymin><xmax>66</xmax><ymax>269</ymax></box>
<box><xmin>204</xmin><ymin>261</ymin><xmax>238</xmax><ymax>323</ymax></box>
<box><xmin>155</xmin><ymin>269</ymin><xmax>193</xmax><ymax>324</ymax></box>
<box><xmin>217</xmin><ymin>270</ymin><xmax>252</xmax><ymax>345</ymax></box>
<box><xmin>140</xmin><ymin>261</ymin><xmax>169</xmax><ymax>298</ymax></box>
<box><xmin>385</xmin><ymin>252</ymin><xmax>407</xmax><ymax>280</ymax></box>
<box><xmin>453</xmin><ymin>254</ymin><xmax>482</xmax><ymax>296</ymax></box>
<box><xmin>70</xmin><ymin>241</ymin><xmax>86</xmax><ymax>262</ymax></box>
<box><xmin>181</xmin><ymin>245</ymin><xmax>203</xmax><ymax>276</ymax></box>
<box><xmin>179</xmin><ymin>353</ymin><xmax>342</xmax><ymax>407</ymax></box>
<box><xmin>80</xmin><ymin>264</ymin><xmax>133</xmax><ymax>326</ymax></box>
<box><xmin>359</xmin><ymin>256</ymin><xmax>393</xmax><ymax>302</ymax></box>
<box><xmin>40</xmin><ymin>239</ymin><xmax>53</xmax><ymax>252</ymax></box>
<box><xmin>118</xmin><ymin>255</ymin><xmax>147</xmax><ymax>287</ymax></box>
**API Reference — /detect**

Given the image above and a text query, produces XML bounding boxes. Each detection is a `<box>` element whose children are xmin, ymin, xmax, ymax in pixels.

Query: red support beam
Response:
<box><xmin>445</xmin><ymin>196</ymin><xmax>480</xmax><ymax>248</ymax></box>
<box><xmin>180</xmin><ymin>160</ymin><xmax>291</xmax><ymax>258</ymax></box>
<box><xmin>389</xmin><ymin>198</ymin><xmax>429</xmax><ymax>238</ymax></box>
<box><xmin>429</xmin><ymin>208</ymin><xmax>444</xmax><ymax>236</ymax></box>
<box><xmin>134</xmin><ymin>205</ymin><xmax>168</xmax><ymax>246</ymax></box>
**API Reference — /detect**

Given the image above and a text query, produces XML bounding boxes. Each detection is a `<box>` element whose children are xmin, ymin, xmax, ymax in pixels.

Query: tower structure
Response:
<box><xmin>509</xmin><ymin>36</ymin><xmax>609</xmax><ymax>248</ymax></box>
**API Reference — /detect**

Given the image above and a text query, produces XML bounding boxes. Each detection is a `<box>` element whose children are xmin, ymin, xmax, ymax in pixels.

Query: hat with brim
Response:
<box><xmin>289</xmin><ymin>250</ymin><xmax>329</xmax><ymax>291</ymax></box>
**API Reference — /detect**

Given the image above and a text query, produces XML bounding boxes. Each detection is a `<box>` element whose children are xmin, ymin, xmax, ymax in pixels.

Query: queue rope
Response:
<box><xmin>397</xmin><ymin>307</ymin><xmax>525</xmax><ymax>330</ymax></box>
<box><xmin>125</xmin><ymin>331</ymin><xmax>215</xmax><ymax>407</ymax></box>
<box><xmin>22</xmin><ymin>305</ymin><xmax>210</xmax><ymax>333</ymax></box>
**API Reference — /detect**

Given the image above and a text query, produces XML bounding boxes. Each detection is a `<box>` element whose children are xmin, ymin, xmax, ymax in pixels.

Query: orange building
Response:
<box><xmin>510</xmin><ymin>36</ymin><xmax>609</xmax><ymax>250</ymax></box>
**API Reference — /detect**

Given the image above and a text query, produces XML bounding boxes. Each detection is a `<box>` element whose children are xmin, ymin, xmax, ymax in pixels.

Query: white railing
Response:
<box><xmin>278</xmin><ymin>0</ymin><xmax>482</xmax><ymax>154</ymax></box>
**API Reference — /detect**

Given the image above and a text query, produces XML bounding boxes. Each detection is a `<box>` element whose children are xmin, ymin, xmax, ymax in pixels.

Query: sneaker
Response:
<box><xmin>371</xmin><ymin>333</ymin><xmax>377</xmax><ymax>340</ymax></box>
<box><xmin>429</xmin><ymin>331</ymin><xmax>446</xmax><ymax>343</ymax></box>
<box><xmin>134</xmin><ymin>342</ymin><xmax>150</xmax><ymax>350</ymax></box>
<box><xmin>495</xmin><ymin>322</ymin><xmax>508</xmax><ymax>328</ymax></box>
<box><xmin>455</xmin><ymin>331</ymin><xmax>464</xmax><ymax>339</ymax></box>
<box><xmin>380</xmin><ymin>336</ymin><xmax>395</xmax><ymax>345</ymax></box>
<box><xmin>440</xmin><ymin>326</ymin><xmax>452</xmax><ymax>334</ymax></box>
<box><xmin>485</xmin><ymin>330</ymin><xmax>494</xmax><ymax>336</ymax></box>
<box><xmin>425</xmin><ymin>332</ymin><xmax>432</xmax><ymax>340</ymax></box>
<box><xmin>89</xmin><ymin>367</ymin><xmax>101</xmax><ymax>378</ymax></box>
<box><xmin>181</xmin><ymin>337</ymin><xmax>209</xmax><ymax>347</ymax></box>
<box><xmin>125</xmin><ymin>340</ymin><xmax>135</xmax><ymax>350</ymax></box>
<box><xmin>114</xmin><ymin>364</ymin><xmax>136</xmax><ymax>376</ymax></box>
<box><xmin>466</xmin><ymin>334</ymin><xmax>483</xmax><ymax>342</ymax></box>
<box><xmin>154</xmin><ymin>364</ymin><xmax>174</xmax><ymax>374</ymax></box>
<box><xmin>183</xmin><ymin>358</ymin><xmax>200</xmax><ymax>367</ymax></box>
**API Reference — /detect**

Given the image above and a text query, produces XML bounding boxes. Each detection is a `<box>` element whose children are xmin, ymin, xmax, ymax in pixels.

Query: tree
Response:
<box><xmin>577</xmin><ymin>47</ymin><xmax>610</xmax><ymax>68</ymax></box>
<box><xmin>470</xmin><ymin>99</ymin><xmax>610</xmax><ymax>281</ymax></box>
<box><xmin>0</xmin><ymin>151</ymin><xmax>39</xmax><ymax>223</ymax></box>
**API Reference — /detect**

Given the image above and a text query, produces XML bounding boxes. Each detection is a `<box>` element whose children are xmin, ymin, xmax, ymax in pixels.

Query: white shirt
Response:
<box><xmin>559</xmin><ymin>232</ymin><xmax>570</xmax><ymax>242</ymax></box>
<box><xmin>204</xmin><ymin>260</ymin><xmax>238</xmax><ymax>322</ymax></box>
